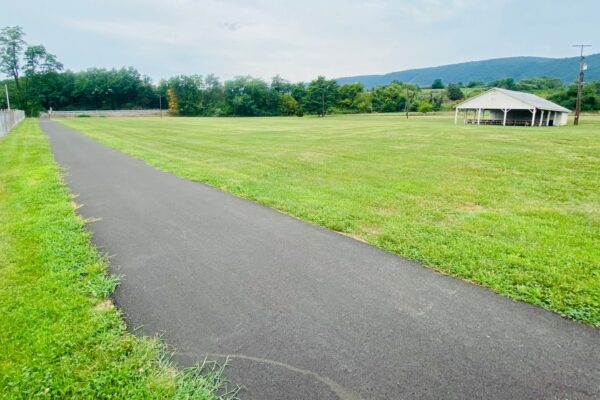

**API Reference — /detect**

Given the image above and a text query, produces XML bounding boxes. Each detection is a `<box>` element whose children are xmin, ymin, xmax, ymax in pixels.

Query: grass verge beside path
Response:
<box><xmin>60</xmin><ymin>114</ymin><xmax>600</xmax><ymax>326</ymax></box>
<box><xmin>0</xmin><ymin>120</ymin><xmax>235</xmax><ymax>399</ymax></box>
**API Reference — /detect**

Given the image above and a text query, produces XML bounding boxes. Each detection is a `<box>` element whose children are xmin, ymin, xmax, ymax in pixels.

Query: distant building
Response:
<box><xmin>454</xmin><ymin>88</ymin><xmax>570</xmax><ymax>126</ymax></box>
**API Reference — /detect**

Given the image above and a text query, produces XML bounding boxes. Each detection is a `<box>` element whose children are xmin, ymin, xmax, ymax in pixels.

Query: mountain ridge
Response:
<box><xmin>337</xmin><ymin>54</ymin><xmax>600</xmax><ymax>88</ymax></box>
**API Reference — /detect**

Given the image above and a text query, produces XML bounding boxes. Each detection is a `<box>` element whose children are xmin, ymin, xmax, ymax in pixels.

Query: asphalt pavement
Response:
<box><xmin>41</xmin><ymin>119</ymin><xmax>599</xmax><ymax>400</ymax></box>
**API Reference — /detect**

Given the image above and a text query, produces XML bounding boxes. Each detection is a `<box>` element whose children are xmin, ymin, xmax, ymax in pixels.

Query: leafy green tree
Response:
<box><xmin>548</xmin><ymin>82</ymin><xmax>600</xmax><ymax>111</ymax></box>
<box><xmin>290</xmin><ymin>83</ymin><xmax>307</xmax><ymax>107</ymax></box>
<box><xmin>353</xmin><ymin>92</ymin><xmax>372</xmax><ymax>113</ymax></box>
<box><xmin>372</xmin><ymin>82</ymin><xmax>405</xmax><ymax>112</ymax></box>
<box><xmin>202</xmin><ymin>74</ymin><xmax>225</xmax><ymax>116</ymax></box>
<box><xmin>337</xmin><ymin>82</ymin><xmax>364</xmax><ymax>111</ymax></box>
<box><xmin>489</xmin><ymin>78</ymin><xmax>516</xmax><ymax>90</ymax></box>
<box><xmin>280</xmin><ymin>93</ymin><xmax>299</xmax><ymax>115</ymax></box>
<box><xmin>0</xmin><ymin>26</ymin><xmax>26</xmax><ymax>104</ymax></box>
<box><xmin>516</xmin><ymin>77</ymin><xmax>563</xmax><ymax>92</ymax></box>
<box><xmin>164</xmin><ymin>75</ymin><xmax>203</xmax><ymax>115</ymax></box>
<box><xmin>0</xmin><ymin>26</ymin><xmax>24</xmax><ymax>78</ymax></box>
<box><xmin>446</xmin><ymin>83</ymin><xmax>464</xmax><ymax>100</ymax></box>
<box><xmin>270</xmin><ymin>75</ymin><xmax>292</xmax><ymax>95</ymax></box>
<box><xmin>431</xmin><ymin>93</ymin><xmax>443</xmax><ymax>111</ymax></box>
<box><xmin>418</xmin><ymin>99</ymin><xmax>433</xmax><ymax>113</ymax></box>
<box><xmin>305</xmin><ymin>76</ymin><xmax>339</xmax><ymax>116</ymax></box>
<box><xmin>431</xmin><ymin>78</ymin><xmax>444</xmax><ymax>89</ymax></box>
<box><xmin>23</xmin><ymin>45</ymin><xmax>62</xmax><ymax>75</ymax></box>
<box><xmin>224</xmin><ymin>76</ymin><xmax>272</xmax><ymax>116</ymax></box>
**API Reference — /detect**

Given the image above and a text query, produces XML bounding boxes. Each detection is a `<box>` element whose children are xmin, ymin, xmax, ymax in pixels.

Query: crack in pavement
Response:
<box><xmin>188</xmin><ymin>352</ymin><xmax>363</xmax><ymax>400</ymax></box>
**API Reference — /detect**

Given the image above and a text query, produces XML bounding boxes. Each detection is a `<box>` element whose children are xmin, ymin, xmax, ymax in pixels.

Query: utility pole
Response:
<box><xmin>573</xmin><ymin>44</ymin><xmax>592</xmax><ymax>126</ymax></box>
<box><xmin>405</xmin><ymin>87</ymin><xmax>411</xmax><ymax>119</ymax></box>
<box><xmin>4</xmin><ymin>84</ymin><xmax>10</xmax><ymax>110</ymax></box>
<box><xmin>159</xmin><ymin>95</ymin><xmax>163</xmax><ymax>118</ymax></box>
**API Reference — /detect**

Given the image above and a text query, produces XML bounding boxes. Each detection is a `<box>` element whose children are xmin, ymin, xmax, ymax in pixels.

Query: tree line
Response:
<box><xmin>2</xmin><ymin>26</ymin><xmax>599</xmax><ymax>116</ymax></box>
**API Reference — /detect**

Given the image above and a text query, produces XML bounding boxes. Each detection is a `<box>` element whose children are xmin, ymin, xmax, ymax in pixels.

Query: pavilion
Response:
<box><xmin>454</xmin><ymin>88</ymin><xmax>570</xmax><ymax>126</ymax></box>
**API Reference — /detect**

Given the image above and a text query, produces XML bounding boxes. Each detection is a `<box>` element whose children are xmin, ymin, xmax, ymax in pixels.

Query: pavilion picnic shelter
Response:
<box><xmin>454</xmin><ymin>87</ymin><xmax>570</xmax><ymax>126</ymax></box>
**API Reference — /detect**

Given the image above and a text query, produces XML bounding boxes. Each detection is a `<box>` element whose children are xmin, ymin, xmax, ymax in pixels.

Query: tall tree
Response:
<box><xmin>305</xmin><ymin>76</ymin><xmax>338</xmax><ymax>116</ymax></box>
<box><xmin>338</xmin><ymin>82</ymin><xmax>364</xmax><ymax>111</ymax></box>
<box><xmin>0</xmin><ymin>26</ymin><xmax>26</xmax><ymax>101</ymax></box>
<box><xmin>224</xmin><ymin>76</ymin><xmax>272</xmax><ymax>116</ymax></box>
<box><xmin>23</xmin><ymin>44</ymin><xmax>63</xmax><ymax>76</ymax></box>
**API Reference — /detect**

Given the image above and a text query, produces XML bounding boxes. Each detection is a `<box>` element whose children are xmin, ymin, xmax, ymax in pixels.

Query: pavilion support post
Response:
<box><xmin>502</xmin><ymin>108</ymin><xmax>508</xmax><ymax>126</ymax></box>
<box><xmin>539</xmin><ymin>110</ymin><xmax>545</xmax><ymax>127</ymax></box>
<box><xmin>546</xmin><ymin>111</ymin><xmax>551</xmax><ymax>126</ymax></box>
<box><xmin>531</xmin><ymin>108</ymin><xmax>536</xmax><ymax>127</ymax></box>
<box><xmin>454</xmin><ymin>108</ymin><xmax>458</xmax><ymax>125</ymax></box>
<box><xmin>477</xmin><ymin>108</ymin><xmax>481</xmax><ymax>125</ymax></box>
<box><xmin>464</xmin><ymin>110</ymin><xmax>467</xmax><ymax>124</ymax></box>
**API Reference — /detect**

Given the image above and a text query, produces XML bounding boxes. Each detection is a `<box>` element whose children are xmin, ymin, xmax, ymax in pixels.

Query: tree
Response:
<box><xmin>548</xmin><ymin>82</ymin><xmax>600</xmax><ymax>112</ymax></box>
<box><xmin>224</xmin><ymin>76</ymin><xmax>272</xmax><ymax>116</ymax></box>
<box><xmin>203</xmin><ymin>74</ymin><xmax>225</xmax><ymax>116</ymax></box>
<box><xmin>0</xmin><ymin>26</ymin><xmax>26</xmax><ymax>102</ymax></box>
<box><xmin>467</xmin><ymin>80</ymin><xmax>484</xmax><ymax>88</ymax></box>
<box><xmin>431</xmin><ymin>93</ymin><xmax>443</xmax><ymax>111</ymax></box>
<box><xmin>516</xmin><ymin>77</ymin><xmax>563</xmax><ymax>92</ymax></box>
<box><xmin>270</xmin><ymin>75</ymin><xmax>291</xmax><ymax>95</ymax></box>
<box><xmin>489</xmin><ymin>78</ymin><xmax>516</xmax><ymax>90</ymax></box>
<box><xmin>280</xmin><ymin>93</ymin><xmax>299</xmax><ymax>115</ymax></box>
<box><xmin>372</xmin><ymin>82</ymin><xmax>406</xmax><ymax>113</ymax></box>
<box><xmin>418</xmin><ymin>99</ymin><xmax>433</xmax><ymax>113</ymax></box>
<box><xmin>353</xmin><ymin>92</ymin><xmax>372</xmax><ymax>113</ymax></box>
<box><xmin>166</xmin><ymin>75</ymin><xmax>204</xmax><ymax>115</ymax></box>
<box><xmin>23</xmin><ymin>45</ymin><xmax>62</xmax><ymax>76</ymax></box>
<box><xmin>167</xmin><ymin>87</ymin><xmax>178</xmax><ymax>115</ymax></box>
<box><xmin>305</xmin><ymin>76</ymin><xmax>338</xmax><ymax>116</ymax></box>
<box><xmin>337</xmin><ymin>82</ymin><xmax>364</xmax><ymax>112</ymax></box>
<box><xmin>431</xmin><ymin>78</ymin><xmax>444</xmax><ymax>89</ymax></box>
<box><xmin>446</xmin><ymin>83</ymin><xmax>464</xmax><ymax>101</ymax></box>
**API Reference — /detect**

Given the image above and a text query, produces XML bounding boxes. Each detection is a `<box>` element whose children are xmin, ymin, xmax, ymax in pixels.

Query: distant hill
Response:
<box><xmin>337</xmin><ymin>54</ymin><xmax>600</xmax><ymax>88</ymax></box>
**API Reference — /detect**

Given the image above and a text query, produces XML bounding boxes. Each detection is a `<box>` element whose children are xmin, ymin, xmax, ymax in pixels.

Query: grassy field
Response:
<box><xmin>0</xmin><ymin>120</ymin><xmax>236</xmax><ymax>399</ymax></box>
<box><xmin>60</xmin><ymin>114</ymin><xmax>600</xmax><ymax>325</ymax></box>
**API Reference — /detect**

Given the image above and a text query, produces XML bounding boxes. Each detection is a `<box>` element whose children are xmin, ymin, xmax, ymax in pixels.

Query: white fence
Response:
<box><xmin>42</xmin><ymin>109</ymin><xmax>162</xmax><ymax>118</ymax></box>
<box><xmin>0</xmin><ymin>110</ymin><xmax>26</xmax><ymax>137</ymax></box>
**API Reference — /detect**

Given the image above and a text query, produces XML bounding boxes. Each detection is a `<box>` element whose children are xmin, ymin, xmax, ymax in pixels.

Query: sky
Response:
<box><xmin>2</xmin><ymin>0</ymin><xmax>599</xmax><ymax>83</ymax></box>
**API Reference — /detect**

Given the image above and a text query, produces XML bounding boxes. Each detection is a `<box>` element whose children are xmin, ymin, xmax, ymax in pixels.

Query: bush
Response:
<box><xmin>418</xmin><ymin>100</ymin><xmax>433</xmax><ymax>113</ymax></box>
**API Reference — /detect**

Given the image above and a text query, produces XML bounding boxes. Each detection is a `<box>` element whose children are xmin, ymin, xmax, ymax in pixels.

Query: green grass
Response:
<box><xmin>0</xmin><ymin>120</ymin><xmax>237</xmax><ymax>399</ymax></box>
<box><xmin>59</xmin><ymin>114</ymin><xmax>600</xmax><ymax>325</ymax></box>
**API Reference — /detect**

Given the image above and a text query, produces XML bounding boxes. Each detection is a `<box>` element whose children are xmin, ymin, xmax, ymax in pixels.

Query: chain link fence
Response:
<box><xmin>0</xmin><ymin>110</ymin><xmax>25</xmax><ymax>137</ymax></box>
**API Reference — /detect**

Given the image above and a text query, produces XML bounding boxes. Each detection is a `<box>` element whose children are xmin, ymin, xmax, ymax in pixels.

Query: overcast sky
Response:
<box><xmin>2</xmin><ymin>0</ymin><xmax>598</xmax><ymax>83</ymax></box>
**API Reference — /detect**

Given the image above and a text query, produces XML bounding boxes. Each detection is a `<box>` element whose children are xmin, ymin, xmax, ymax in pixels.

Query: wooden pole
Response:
<box><xmin>573</xmin><ymin>45</ymin><xmax>591</xmax><ymax>126</ymax></box>
<box><xmin>539</xmin><ymin>110</ymin><xmax>544</xmax><ymax>127</ymax></box>
<box><xmin>503</xmin><ymin>109</ymin><xmax>508</xmax><ymax>126</ymax></box>
<box><xmin>4</xmin><ymin>84</ymin><xmax>10</xmax><ymax>110</ymax></box>
<box><xmin>477</xmin><ymin>108</ymin><xmax>481</xmax><ymax>125</ymax></box>
<box><xmin>454</xmin><ymin>108</ymin><xmax>458</xmax><ymax>125</ymax></box>
<box><xmin>531</xmin><ymin>108</ymin><xmax>536</xmax><ymax>127</ymax></box>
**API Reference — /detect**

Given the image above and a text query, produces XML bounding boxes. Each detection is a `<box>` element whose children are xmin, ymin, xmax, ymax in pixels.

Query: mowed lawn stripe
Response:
<box><xmin>60</xmin><ymin>114</ymin><xmax>600</xmax><ymax>325</ymax></box>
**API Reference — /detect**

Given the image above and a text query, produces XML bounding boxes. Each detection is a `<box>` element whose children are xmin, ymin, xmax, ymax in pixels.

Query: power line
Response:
<box><xmin>573</xmin><ymin>44</ymin><xmax>592</xmax><ymax>126</ymax></box>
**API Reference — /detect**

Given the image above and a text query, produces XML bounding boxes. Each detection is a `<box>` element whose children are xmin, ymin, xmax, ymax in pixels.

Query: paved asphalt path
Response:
<box><xmin>41</xmin><ymin>119</ymin><xmax>599</xmax><ymax>400</ymax></box>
